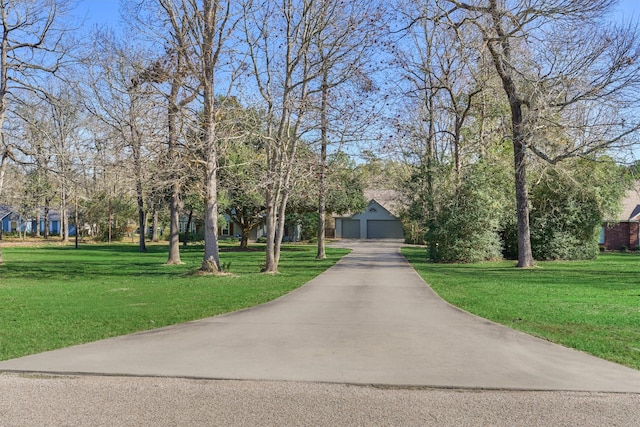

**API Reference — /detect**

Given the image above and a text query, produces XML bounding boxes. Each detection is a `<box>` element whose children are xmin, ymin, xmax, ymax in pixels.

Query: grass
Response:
<box><xmin>402</xmin><ymin>247</ymin><xmax>640</xmax><ymax>370</ymax></box>
<box><xmin>0</xmin><ymin>242</ymin><xmax>349</xmax><ymax>361</ymax></box>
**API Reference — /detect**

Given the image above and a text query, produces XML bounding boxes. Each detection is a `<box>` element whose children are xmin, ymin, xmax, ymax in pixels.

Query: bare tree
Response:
<box><xmin>11</xmin><ymin>95</ymin><xmax>54</xmax><ymax>238</ymax></box>
<box><xmin>44</xmin><ymin>88</ymin><xmax>86</xmax><ymax>243</ymax></box>
<box><xmin>131</xmin><ymin>0</ymin><xmax>241</xmax><ymax>271</ymax></box>
<box><xmin>306</xmin><ymin>0</ymin><xmax>384</xmax><ymax>259</ymax></box>
<box><xmin>244</xmin><ymin>0</ymin><xmax>352</xmax><ymax>272</ymax></box>
<box><xmin>83</xmin><ymin>32</ymin><xmax>165</xmax><ymax>252</ymax></box>
<box><xmin>126</xmin><ymin>1</ymin><xmax>200</xmax><ymax>264</ymax></box>
<box><xmin>191</xmin><ymin>0</ymin><xmax>242</xmax><ymax>273</ymax></box>
<box><xmin>0</xmin><ymin>0</ymin><xmax>72</xmax><ymax>263</ymax></box>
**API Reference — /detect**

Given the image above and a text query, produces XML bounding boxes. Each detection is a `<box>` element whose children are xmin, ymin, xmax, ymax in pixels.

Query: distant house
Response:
<box><xmin>179</xmin><ymin>212</ymin><xmax>299</xmax><ymax>242</ymax></box>
<box><xmin>221</xmin><ymin>215</ymin><xmax>300</xmax><ymax>242</ymax></box>
<box><xmin>0</xmin><ymin>205</ymin><xmax>63</xmax><ymax>235</ymax></box>
<box><xmin>334</xmin><ymin>190</ymin><xmax>404</xmax><ymax>240</ymax></box>
<box><xmin>601</xmin><ymin>187</ymin><xmax>640</xmax><ymax>250</ymax></box>
<box><xmin>0</xmin><ymin>205</ymin><xmax>12</xmax><ymax>233</ymax></box>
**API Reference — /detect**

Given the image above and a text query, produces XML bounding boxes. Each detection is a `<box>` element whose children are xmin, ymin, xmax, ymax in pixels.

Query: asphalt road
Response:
<box><xmin>1</xmin><ymin>240</ymin><xmax>639</xmax><ymax>425</ymax></box>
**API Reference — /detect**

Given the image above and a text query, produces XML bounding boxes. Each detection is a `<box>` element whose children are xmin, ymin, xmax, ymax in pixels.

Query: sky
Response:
<box><xmin>616</xmin><ymin>0</ymin><xmax>640</xmax><ymax>21</ymax></box>
<box><xmin>75</xmin><ymin>0</ymin><xmax>640</xmax><ymax>29</ymax></box>
<box><xmin>74</xmin><ymin>0</ymin><xmax>120</xmax><ymax>28</ymax></box>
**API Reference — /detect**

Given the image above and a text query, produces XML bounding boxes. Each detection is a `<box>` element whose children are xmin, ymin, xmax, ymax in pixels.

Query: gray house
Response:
<box><xmin>334</xmin><ymin>195</ymin><xmax>404</xmax><ymax>240</ymax></box>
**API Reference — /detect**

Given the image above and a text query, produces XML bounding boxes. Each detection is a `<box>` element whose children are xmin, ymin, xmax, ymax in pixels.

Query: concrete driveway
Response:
<box><xmin>1</xmin><ymin>240</ymin><xmax>639</xmax><ymax>393</ymax></box>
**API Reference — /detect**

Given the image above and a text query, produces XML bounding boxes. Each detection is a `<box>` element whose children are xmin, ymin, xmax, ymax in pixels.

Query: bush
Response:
<box><xmin>95</xmin><ymin>225</ymin><xmax>129</xmax><ymax>242</ymax></box>
<box><xmin>182</xmin><ymin>232</ymin><xmax>204</xmax><ymax>244</ymax></box>
<box><xmin>528</xmin><ymin>165</ymin><xmax>616</xmax><ymax>261</ymax></box>
<box><xmin>403</xmin><ymin>220</ymin><xmax>426</xmax><ymax>245</ymax></box>
<box><xmin>428</xmin><ymin>163</ymin><xmax>505</xmax><ymax>263</ymax></box>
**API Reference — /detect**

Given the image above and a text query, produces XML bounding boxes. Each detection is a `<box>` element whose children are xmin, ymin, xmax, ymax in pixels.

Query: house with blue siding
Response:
<box><xmin>0</xmin><ymin>205</ymin><xmax>12</xmax><ymax>233</ymax></box>
<box><xmin>0</xmin><ymin>205</ymin><xmax>63</xmax><ymax>235</ymax></box>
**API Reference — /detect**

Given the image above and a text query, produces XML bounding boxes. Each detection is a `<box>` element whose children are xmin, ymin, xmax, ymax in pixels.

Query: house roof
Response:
<box><xmin>0</xmin><ymin>205</ymin><xmax>61</xmax><ymax>221</ymax></box>
<box><xmin>613</xmin><ymin>186</ymin><xmax>640</xmax><ymax>221</ymax></box>
<box><xmin>363</xmin><ymin>189</ymin><xmax>402</xmax><ymax>217</ymax></box>
<box><xmin>334</xmin><ymin>189</ymin><xmax>403</xmax><ymax>219</ymax></box>
<box><xmin>0</xmin><ymin>205</ymin><xmax>13</xmax><ymax>220</ymax></box>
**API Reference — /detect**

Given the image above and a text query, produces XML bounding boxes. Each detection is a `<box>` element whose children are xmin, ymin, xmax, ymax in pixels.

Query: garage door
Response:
<box><xmin>367</xmin><ymin>220</ymin><xmax>404</xmax><ymax>239</ymax></box>
<box><xmin>341</xmin><ymin>219</ymin><xmax>361</xmax><ymax>239</ymax></box>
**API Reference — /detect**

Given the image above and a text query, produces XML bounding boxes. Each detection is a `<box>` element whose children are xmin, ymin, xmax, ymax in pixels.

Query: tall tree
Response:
<box><xmin>244</xmin><ymin>0</ymin><xmax>358</xmax><ymax>272</ymax></box>
<box><xmin>134</xmin><ymin>0</ymin><xmax>241</xmax><ymax>272</ymax></box>
<box><xmin>308</xmin><ymin>0</ymin><xmax>383</xmax><ymax>259</ymax></box>
<box><xmin>217</xmin><ymin>103</ymin><xmax>268</xmax><ymax>249</ymax></box>
<box><xmin>42</xmin><ymin>87</ymin><xmax>87</xmax><ymax>243</ymax></box>
<box><xmin>394</xmin><ymin>0</ymin><xmax>483</xmax><ymax>256</ymax></box>
<box><xmin>439</xmin><ymin>0</ymin><xmax>640</xmax><ymax>267</ymax></box>
<box><xmin>0</xmin><ymin>0</ymin><xmax>72</xmax><ymax>263</ymax></box>
<box><xmin>83</xmin><ymin>32</ymin><xmax>165</xmax><ymax>252</ymax></box>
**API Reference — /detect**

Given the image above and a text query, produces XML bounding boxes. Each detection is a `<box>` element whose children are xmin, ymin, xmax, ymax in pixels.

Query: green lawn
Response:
<box><xmin>403</xmin><ymin>247</ymin><xmax>640</xmax><ymax>370</ymax></box>
<box><xmin>0</xmin><ymin>243</ymin><xmax>349</xmax><ymax>361</ymax></box>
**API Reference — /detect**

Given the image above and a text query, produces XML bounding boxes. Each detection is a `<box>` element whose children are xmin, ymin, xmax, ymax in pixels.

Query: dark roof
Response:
<box><xmin>364</xmin><ymin>189</ymin><xmax>402</xmax><ymax>217</ymax></box>
<box><xmin>0</xmin><ymin>205</ymin><xmax>14</xmax><ymax>220</ymax></box>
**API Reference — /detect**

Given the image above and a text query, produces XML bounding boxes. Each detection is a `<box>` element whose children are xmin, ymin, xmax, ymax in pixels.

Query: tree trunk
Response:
<box><xmin>240</xmin><ymin>226</ymin><xmax>250</xmax><ymax>249</ymax></box>
<box><xmin>131</xmin><ymin>109</ymin><xmax>147</xmax><ymax>252</ymax></box>
<box><xmin>61</xmin><ymin>189</ymin><xmax>69</xmax><ymax>243</ymax></box>
<box><xmin>274</xmin><ymin>192</ymin><xmax>288</xmax><ymax>268</ymax></box>
<box><xmin>136</xmin><ymin>180</ymin><xmax>146</xmax><ymax>252</ymax></box>
<box><xmin>18</xmin><ymin>215</ymin><xmax>24</xmax><ymax>240</ymax></box>
<box><xmin>0</xmin><ymin>151</ymin><xmax>6</xmax><ymax>198</ymax></box>
<box><xmin>183</xmin><ymin>209</ymin><xmax>193</xmax><ymax>247</ymax></box>
<box><xmin>166</xmin><ymin>99</ymin><xmax>182</xmax><ymax>264</ymax></box>
<box><xmin>425</xmin><ymin>84</ymin><xmax>437</xmax><ymax>259</ymax></box>
<box><xmin>167</xmin><ymin>181</ymin><xmax>182</xmax><ymax>264</ymax></box>
<box><xmin>108</xmin><ymin>194</ymin><xmax>113</xmax><ymax>244</ymax></box>
<box><xmin>487</xmin><ymin>2</ymin><xmax>535</xmax><ymax>268</ymax></box>
<box><xmin>44</xmin><ymin>203</ymin><xmax>50</xmax><ymax>239</ymax></box>
<box><xmin>316</xmin><ymin>185</ymin><xmax>326</xmax><ymax>259</ymax></box>
<box><xmin>199</xmin><ymin>0</ymin><xmax>222</xmax><ymax>274</ymax></box>
<box><xmin>152</xmin><ymin>208</ymin><xmax>159</xmax><ymax>242</ymax></box>
<box><xmin>201</xmin><ymin>161</ymin><xmax>221</xmax><ymax>272</ymax></box>
<box><xmin>35</xmin><ymin>210</ymin><xmax>41</xmax><ymax>238</ymax></box>
<box><xmin>316</xmin><ymin>69</ymin><xmax>328</xmax><ymax>260</ymax></box>
<box><xmin>74</xmin><ymin>195</ymin><xmax>79</xmax><ymax>249</ymax></box>
<box><xmin>137</xmin><ymin>200</ymin><xmax>146</xmax><ymax>252</ymax></box>
<box><xmin>263</xmin><ymin>185</ymin><xmax>278</xmax><ymax>272</ymax></box>
<box><xmin>511</xmin><ymin>103</ymin><xmax>534</xmax><ymax>267</ymax></box>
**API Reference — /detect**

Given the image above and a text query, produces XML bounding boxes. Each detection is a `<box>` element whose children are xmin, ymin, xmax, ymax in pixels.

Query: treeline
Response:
<box><xmin>0</xmin><ymin>0</ymin><xmax>382</xmax><ymax>270</ymax></box>
<box><xmin>390</xmin><ymin>0</ymin><xmax>639</xmax><ymax>264</ymax></box>
<box><xmin>1</xmin><ymin>0</ymin><xmax>639</xmax><ymax>269</ymax></box>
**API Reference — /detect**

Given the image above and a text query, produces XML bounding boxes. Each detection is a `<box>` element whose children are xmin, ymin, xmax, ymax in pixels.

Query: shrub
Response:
<box><xmin>527</xmin><ymin>162</ymin><xmax>623</xmax><ymax>261</ymax></box>
<box><xmin>95</xmin><ymin>225</ymin><xmax>129</xmax><ymax>242</ymax></box>
<box><xmin>428</xmin><ymin>163</ymin><xmax>505</xmax><ymax>263</ymax></box>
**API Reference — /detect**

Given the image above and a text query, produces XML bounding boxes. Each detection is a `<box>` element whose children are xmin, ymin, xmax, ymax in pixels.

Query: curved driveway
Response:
<box><xmin>1</xmin><ymin>240</ymin><xmax>639</xmax><ymax>392</ymax></box>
